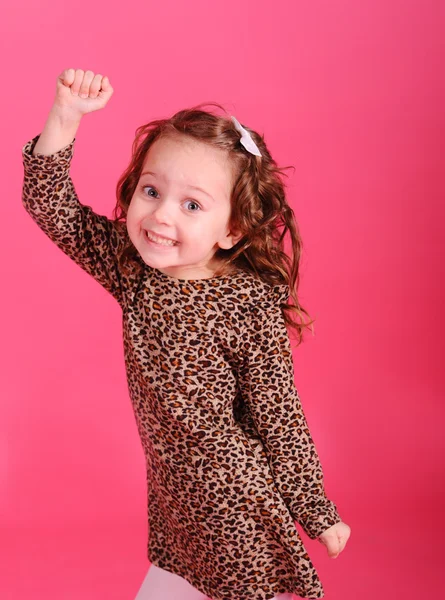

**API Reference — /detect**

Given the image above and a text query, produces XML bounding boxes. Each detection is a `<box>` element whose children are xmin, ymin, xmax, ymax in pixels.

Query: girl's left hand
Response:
<box><xmin>318</xmin><ymin>521</ymin><xmax>351</xmax><ymax>559</ymax></box>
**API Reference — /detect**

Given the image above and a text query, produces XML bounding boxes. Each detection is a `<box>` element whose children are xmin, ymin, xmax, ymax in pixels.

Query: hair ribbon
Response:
<box><xmin>231</xmin><ymin>116</ymin><xmax>262</xmax><ymax>157</ymax></box>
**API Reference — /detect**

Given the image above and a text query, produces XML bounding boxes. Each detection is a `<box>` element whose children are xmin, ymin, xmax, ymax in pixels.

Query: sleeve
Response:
<box><xmin>237</xmin><ymin>287</ymin><xmax>342</xmax><ymax>539</ymax></box>
<box><xmin>21</xmin><ymin>133</ymin><xmax>128</xmax><ymax>307</ymax></box>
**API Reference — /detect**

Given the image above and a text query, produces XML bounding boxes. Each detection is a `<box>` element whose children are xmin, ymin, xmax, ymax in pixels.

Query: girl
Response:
<box><xmin>21</xmin><ymin>68</ymin><xmax>350</xmax><ymax>600</ymax></box>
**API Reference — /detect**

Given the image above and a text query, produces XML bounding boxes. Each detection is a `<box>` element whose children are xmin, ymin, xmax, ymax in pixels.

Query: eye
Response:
<box><xmin>141</xmin><ymin>185</ymin><xmax>159</xmax><ymax>198</ymax></box>
<box><xmin>141</xmin><ymin>186</ymin><xmax>202</xmax><ymax>212</ymax></box>
<box><xmin>184</xmin><ymin>200</ymin><xmax>201</xmax><ymax>212</ymax></box>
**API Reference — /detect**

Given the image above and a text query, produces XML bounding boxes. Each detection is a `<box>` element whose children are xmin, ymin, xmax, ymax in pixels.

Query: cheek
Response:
<box><xmin>125</xmin><ymin>203</ymin><xmax>145</xmax><ymax>245</ymax></box>
<box><xmin>126</xmin><ymin>199</ymin><xmax>145</xmax><ymax>228</ymax></box>
<box><xmin>125</xmin><ymin>208</ymin><xmax>136</xmax><ymax>234</ymax></box>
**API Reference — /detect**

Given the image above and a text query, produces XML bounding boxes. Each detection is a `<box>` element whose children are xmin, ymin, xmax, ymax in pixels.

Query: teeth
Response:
<box><xmin>145</xmin><ymin>230</ymin><xmax>177</xmax><ymax>246</ymax></box>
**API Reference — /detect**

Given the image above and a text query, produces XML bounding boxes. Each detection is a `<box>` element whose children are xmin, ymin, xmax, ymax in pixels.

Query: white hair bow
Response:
<box><xmin>231</xmin><ymin>116</ymin><xmax>262</xmax><ymax>157</ymax></box>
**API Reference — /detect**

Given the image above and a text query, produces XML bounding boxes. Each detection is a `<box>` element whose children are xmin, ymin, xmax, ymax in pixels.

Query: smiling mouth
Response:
<box><xmin>144</xmin><ymin>230</ymin><xmax>179</xmax><ymax>247</ymax></box>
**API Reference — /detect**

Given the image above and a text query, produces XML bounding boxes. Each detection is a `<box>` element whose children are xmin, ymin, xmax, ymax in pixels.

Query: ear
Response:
<box><xmin>218</xmin><ymin>228</ymin><xmax>244</xmax><ymax>250</ymax></box>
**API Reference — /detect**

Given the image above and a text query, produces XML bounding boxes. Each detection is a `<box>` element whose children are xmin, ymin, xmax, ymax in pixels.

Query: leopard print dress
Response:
<box><xmin>22</xmin><ymin>133</ymin><xmax>342</xmax><ymax>600</ymax></box>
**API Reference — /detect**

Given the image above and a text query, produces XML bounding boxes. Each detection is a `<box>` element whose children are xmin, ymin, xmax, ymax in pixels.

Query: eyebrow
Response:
<box><xmin>141</xmin><ymin>170</ymin><xmax>215</xmax><ymax>202</ymax></box>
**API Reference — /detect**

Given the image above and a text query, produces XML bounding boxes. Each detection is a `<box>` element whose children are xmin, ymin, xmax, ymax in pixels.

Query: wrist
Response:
<box><xmin>49</xmin><ymin>103</ymin><xmax>83</xmax><ymax>128</ymax></box>
<box><xmin>31</xmin><ymin>106</ymin><xmax>81</xmax><ymax>156</ymax></box>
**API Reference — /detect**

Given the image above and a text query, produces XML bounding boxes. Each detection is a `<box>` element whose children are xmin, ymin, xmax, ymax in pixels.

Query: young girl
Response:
<box><xmin>21</xmin><ymin>68</ymin><xmax>350</xmax><ymax>600</ymax></box>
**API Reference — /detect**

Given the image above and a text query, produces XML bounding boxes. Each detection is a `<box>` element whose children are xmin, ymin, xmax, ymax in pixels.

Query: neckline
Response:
<box><xmin>150</xmin><ymin>264</ymin><xmax>243</xmax><ymax>285</ymax></box>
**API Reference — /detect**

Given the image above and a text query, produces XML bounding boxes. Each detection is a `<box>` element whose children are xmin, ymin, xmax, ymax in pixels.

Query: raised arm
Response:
<box><xmin>21</xmin><ymin>71</ymin><xmax>129</xmax><ymax>307</ymax></box>
<box><xmin>237</xmin><ymin>293</ymin><xmax>342</xmax><ymax>539</ymax></box>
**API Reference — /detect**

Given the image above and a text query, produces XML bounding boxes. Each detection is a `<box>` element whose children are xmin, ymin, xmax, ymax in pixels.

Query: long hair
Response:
<box><xmin>112</xmin><ymin>102</ymin><xmax>315</xmax><ymax>346</ymax></box>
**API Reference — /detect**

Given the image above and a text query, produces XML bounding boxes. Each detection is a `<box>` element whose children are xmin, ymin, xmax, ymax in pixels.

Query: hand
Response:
<box><xmin>317</xmin><ymin>521</ymin><xmax>351</xmax><ymax>559</ymax></box>
<box><xmin>52</xmin><ymin>68</ymin><xmax>114</xmax><ymax>120</ymax></box>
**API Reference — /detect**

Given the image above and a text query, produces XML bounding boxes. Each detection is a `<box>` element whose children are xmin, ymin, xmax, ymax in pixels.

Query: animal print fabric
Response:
<box><xmin>21</xmin><ymin>134</ymin><xmax>342</xmax><ymax>600</ymax></box>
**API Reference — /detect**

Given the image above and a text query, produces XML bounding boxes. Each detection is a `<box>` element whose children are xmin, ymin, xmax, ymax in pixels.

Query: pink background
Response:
<box><xmin>2</xmin><ymin>0</ymin><xmax>444</xmax><ymax>598</ymax></box>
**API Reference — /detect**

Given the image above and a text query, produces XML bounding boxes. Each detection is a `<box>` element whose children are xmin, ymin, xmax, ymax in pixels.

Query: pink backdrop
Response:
<box><xmin>2</xmin><ymin>0</ymin><xmax>444</xmax><ymax>598</ymax></box>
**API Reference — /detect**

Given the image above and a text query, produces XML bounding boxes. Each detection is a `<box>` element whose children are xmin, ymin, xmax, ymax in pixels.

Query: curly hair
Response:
<box><xmin>111</xmin><ymin>102</ymin><xmax>315</xmax><ymax>346</ymax></box>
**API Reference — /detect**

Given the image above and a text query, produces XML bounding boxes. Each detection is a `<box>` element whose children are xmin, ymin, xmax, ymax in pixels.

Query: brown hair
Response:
<box><xmin>112</xmin><ymin>102</ymin><xmax>315</xmax><ymax>346</ymax></box>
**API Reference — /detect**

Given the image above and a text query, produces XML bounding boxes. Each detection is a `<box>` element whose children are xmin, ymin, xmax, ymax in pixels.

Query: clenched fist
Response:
<box><xmin>318</xmin><ymin>521</ymin><xmax>351</xmax><ymax>559</ymax></box>
<box><xmin>53</xmin><ymin>68</ymin><xmax>114</xmax><ymax>119</ymax></box>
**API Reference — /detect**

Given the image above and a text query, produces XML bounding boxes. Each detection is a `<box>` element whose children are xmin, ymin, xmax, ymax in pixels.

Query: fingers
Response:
<box><xmin>337</xmin><ymin>532</ymin><xmax>348</xmax><ymax>553</ymax></box>
<box><xmin>68</xmin><ymin>69</ymin><xmax>83</xmax><ymax>95</ymax></box>
<box><xmin>329</xmin><ymin>531</ymin><xmax>349</xmax><ymax>558</ymax></box>
<box><xmin>330</xmin><ymin>537</ymin><xmax>341</xmax><ymax>558</ymax></box>
<box><xmin>59</xmin><ymin>68</ymin><xmax>76</xmax><ymax>87</ymax></box>
<box><xmin>65</xmin><ymin>69</ymin><xmax>109</xmax><ymax>98</ymax></box>
<box><xmin>101</xmin><ymin>75</ymin><xmax>112</xmax><ymax>93</ymax></box>
<box><xmin>78</xmin><ymin>70</ymin><xmax>96</xmax><ymax>98</ymax></box>
<box><xmin>71</xmin><ymin>69</ymin><xmax>90</xmax><ymax>97</ymax></box>
<box><xmin>56</xmin><ymin>68</ymin><xmax>113</xmax><ymax>113</ymax></box>
<box><xmin>88</xmin><ymin>73</ymin><xmax>103</xmax><ymax>99</ymax></box>
<box><xmin>318</xmin><ymin>531</ymin><xmax>342</xmax><ymax>558</ymax></box>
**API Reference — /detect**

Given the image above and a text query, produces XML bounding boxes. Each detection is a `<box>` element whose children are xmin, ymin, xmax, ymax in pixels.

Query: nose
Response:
<box><xmin>151</xmin><ymin>198</ymin><xmax>175</xmax><ymax>225</ymax></box>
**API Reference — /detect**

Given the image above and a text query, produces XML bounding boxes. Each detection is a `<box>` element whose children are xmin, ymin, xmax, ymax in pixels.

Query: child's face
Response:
<box><xmin>126</xmin><ymin>133</ymin><xmax>242</xmax><ymax>280</ymax></box>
